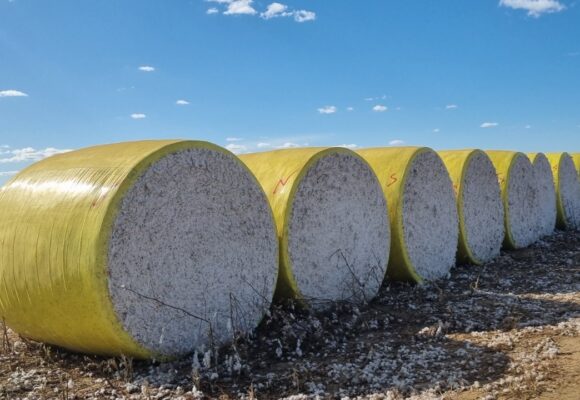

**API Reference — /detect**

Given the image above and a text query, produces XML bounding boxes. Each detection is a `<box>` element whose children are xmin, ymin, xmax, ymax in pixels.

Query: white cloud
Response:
<box><xmin>0</xmin><ymin>147</ymin><xmax>72</xmax><ymax>164</ymax></box>
<box><xmin>433</xmin><ymin>128</ymin><xmax>440</xmax><ymax>133</ymax></box>
<box><xmin>226</xmin><ymin>143</ymin><xmax>248</xmax><ymax>154</ymax></box>
<box><xmin>138</xmin><ymin>66</ymin><xmax>155</xmax><ymax>72</ymax></box>
<box><xmin>293</xmin><ymin>10</ymin><xmax>316</xmax><ymax>22</ymax></box>
<box><xmin>525</xmin><ymin>124</ymin><xmax>532</xmax><ymax>129</ymax></box>
<box><xmin>226</xmin><ymin>137</ymin><xmax>243</xmax><ymax>142</ymax></box>
<box><xmin>338</xmin><ymin>144</ymin><xmax>358</xmax><ymax>149</ymax></box>
<box><xmin>372</xmin><ymin>105</ymin><xmax>388</xmax><ymax>112</ymax></box>
<box><xmin>257</xmin><ymin>142</ymin><xmax>272</xmax><ymax>148</ymax></box>
<box><xmin>221</xmin><ymin>0</ymin><xmax>257</xmax><ymax>15</ymax></box>
<box><xmin>318</xmin><ymin>105</ymin><xmax>337</xmax><ymax>114</ymax></box>
<box><xmin>261</xmin><ymin>2</ymin><xmax>289</xmax><ymax>19</ymax></box>
<box><xmin>176</xmin><ymin>99</ymin><xmax>190</xmax><ymax>105</ymax></box>
<box><xmin>131</xmin><ymin>113</ymin><xmax>147</xmax><ymax>119</ymax></box>
<box><xmin>0</xmin><ymin>170</ymin><xmax>18</xmax><ymax>177</ymax></box>
<box><xmin>499</xmin><ymin>0</ymin><xmax>565</xmax><ymax>17</ymax></box>
<box><xmin>275</xmin><ymin>142</ymin><xmax>301</xmax><ymax>149</ymax></box>
<box><xmin>207</xmin><ymin>7</ymin><xmax>219</xmax><ymax>14</ymax></box>
<box><xmin>480</xmin><ymin>122</ymin><xmax>499</xmax><ymax>128</ymax></box>
<box><xmin>0</xmin><ymin>90</ymin><xmax>28</xmax><ymax>97</ymax></box>
<box><xmin>389</xmin><ymin>139</ymin><xmax>405</xmax><ymax>146</ymax></box>
<box><xmin>346</xmin><ymin>107</ymin><xmax>354</xmax><ymax>112</ymax></box>
<box><xmin>445</xmin><ymin>104</ymin><xmax>458</xmax><ymax>110</ymax></box>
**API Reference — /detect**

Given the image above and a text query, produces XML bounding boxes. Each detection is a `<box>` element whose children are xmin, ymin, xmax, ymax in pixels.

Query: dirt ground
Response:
<box><xmin>1</xmin><ymin>231</ymin><xmax>579</xmax><ymax>400</ymax></box>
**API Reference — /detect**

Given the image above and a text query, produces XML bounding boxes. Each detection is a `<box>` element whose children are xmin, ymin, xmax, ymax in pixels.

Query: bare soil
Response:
<box><xmin>1</xmin><ymin>231</ymin><xmax>579</xmax><ymax>400</ymax></box>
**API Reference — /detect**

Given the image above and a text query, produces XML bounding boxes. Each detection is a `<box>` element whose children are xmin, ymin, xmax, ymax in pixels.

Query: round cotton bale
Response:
<box><xmin>0</xmin><ymin>140</ymin><xmax>278</xmax><ymax>359</ymax></box>
<box><xmin>239</xmin><ymin>148</ymin><xmax>390</xmax><ymax>308</ymax></box>
<box><xmin>485</xmin><ymin>151</ymin><xmax>540</xmax><ymax>249</ymax></box>
<box><xmin>528</xmin><ymin>153</ymin><xmax>557</xmax><ymax>237</ymax></box>
<box><xmin>438</xmin><ymin>150</ymin><xmax>504</xmax><ymax>265</ymax></box>
<box><xmin>357</xmin><ymin>147</ymin><xmax>458</xmax><ymax>282</ymax></box>
<box><xmin>546</xmin><ymin>152</ymin><xmax>580</xmax><ymax>230</ymax></box>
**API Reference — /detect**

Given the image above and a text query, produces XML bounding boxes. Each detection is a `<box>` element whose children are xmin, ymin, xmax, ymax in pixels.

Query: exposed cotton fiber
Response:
<box><xmin>240</xmin><ymin>148</ymin><xmax>390</xmax><ymax>308</ymax></box>
<box><xmin>439</xmin><ymin>150</ymin><xmax>504</xmax><ymax>265</ymax></box>
<box><xmin>547</xmin><ymin>152</ymin><xmax>580</xmax><ymax>230</ymax></box>
<box><xmin>357</xmin><ymin>147</ymin><xmax>459</xmax><ymax>282</ymax></box>
<box><xmin>486</xmin><ymin>151</ymin><xmax>540</xmax><ymax>249</ymax></box>
<box><xmin>528</xmin><ymin>153</ymin><xmax>557</xmax><ymax>238</ymax></box>
<box><xmin>0</xmin><ymin>140</ymin><xmax>278</xmax><ymax>358</ymax></box>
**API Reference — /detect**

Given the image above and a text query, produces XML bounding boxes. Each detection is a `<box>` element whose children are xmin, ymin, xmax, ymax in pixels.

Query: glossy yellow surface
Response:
<box><xmin>0</xmin><ymin>140</ymin><xmax>235</xmax><ymax>358</ymax></box>
<box><xmin>546</xmin><ymin>152</ymin><xmax>575</xmax><ymax>229</ymax></box>
<box><xmin>572</xmin><ymin>154</ymin><xmax>580</xmax><ymax>179</ymax></box>
<box><xmin>356</xmin><ymin>147</ymin><xmax>434</xmax><ymax>283</ymax></box>
<box><xmin>439</xmin><ymin>149</ymin><xmax>490</xmax><ymax>265</ymax></box>
<box><xmin>239</xmin><ymin>147</ymin><xmax>383</xmax><ymax>301</ymax></box>
<box><xmin>485</xmin><ymin>151</ymin><xmax>526</xmax><ymax>250</ymax></box>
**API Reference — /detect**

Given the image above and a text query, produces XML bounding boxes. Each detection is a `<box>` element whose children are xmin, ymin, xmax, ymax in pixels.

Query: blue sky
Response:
<box><xmin>1</xmin><ymin>0</ymin><xmax>579</xmax><ymax>183</ymax></box>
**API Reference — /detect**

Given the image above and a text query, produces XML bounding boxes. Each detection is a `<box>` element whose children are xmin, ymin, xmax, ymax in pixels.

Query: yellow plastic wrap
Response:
<box><xmin>485</xmin><ymin>151</ymin><xmax>529</xmax><ymax>249</ymax></box>
<box><xmin>572</xmin><ymin>153</ymin><xmax>580</xmax><ymax>179</ymax></box>
<box><xmin>356</xmin><ymin>147</ymin><xmax>445</xmax><ymax>282</ymax></box>
<box><xmin>0</xmin><ymin>140</ymin><xmax>239</xmax><ymax>358</ymax></box>
<box><xmin>239</xmin><ymin>147</ymin><xmax>387</xmax><ymax>302</ymax></box>
<box><xmin>438</xmin><ymin>149</ymin><xmax>492</xmax><ymax>265</ymax></box>
<box><xmin>546</xmin><ymin>152</ymin><xmax>578</xmax><ymax>229</ymax></box>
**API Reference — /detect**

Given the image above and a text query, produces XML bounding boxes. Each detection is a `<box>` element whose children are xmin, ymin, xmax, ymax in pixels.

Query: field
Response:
<box><xmin>1</xmin><ymin>231</ymin><xmax>579</xmax><ymax>400</ymax></box>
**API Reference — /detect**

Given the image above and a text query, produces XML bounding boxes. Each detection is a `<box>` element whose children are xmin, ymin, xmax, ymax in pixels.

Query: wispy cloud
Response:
<box><xmin>389</xmin><ymin>139</ymin><xmax>405</xmax><ymax>146</ymax></box>
<box><xmin>525</xmin><ymin>124</ymin><xmax>532</xmax><ymax>129</ymax></box>
<box><xmin>445</xmin><ymin>104</ymin><xmax>458</xmax><ymax>110</ymax></box>
<box><xmin>318</xmin><ymin>105</ymin><xmax>337</xmax><ymax>114</ymax></box>
<box><xmin>226</xmin><ymin>137</ymin><xmax>243</xmax><ymax>142</ymax></box>
<box><xmin>131</xmin><ymin>113</ymin><xmax>147</xmax><ymax>119</ymax></box>
<box><xmin>207</xmin><ymin>0</ymin><xmax>257</xmax><ymax>15</ymax></box>
<box><xmin>0</xmin><ymin>90</ymin><xmax>28</xmax><ymax>97</ymax></box>
<box><xmin>138</xmin><ymin>65</ymin><xmax>155</xmax><ymax>72</ymax></box>
<box><xmin>176</xmin><ymin>99</ymin><xmax>190</xmax><ymax>105</ymax></box>
<box><xmin>338</xmin><ymin>144</ymin><xmax>358</xmax><ymax>149</ymax></box>
<box><xmin>0</xmin><ymin>147</ymin><xmax>72</xmax><ymax>164</ymax></box>
<box><xmin>499</xmin><ymin>0</ymin><xmax>566</xmax><ymax>17</ymax></box>
<box><xmin>346</xmin><ymin>107</ymin><xmax>354</xmax><ymax>112</ymax></box>
<box><xmin>372</xmin><ymin>105</ymin><xmax>388</xmax><ymax>112</ymax></box>
<box><xmin>0</xmin><ymin>170</ymin><xmax>18</xmax><ymax>177</ymax></box>
<box><xmin>257</xmin><ymin>142</ymin><xmax>272</xmax><ymax>148</ymax></box>
<box><xmin>275</xmin><ymin>142</ymin><xmax>301</xmax><ymax>149</ymax></box>
<box><xmin>433</xmin><ymin>128</ymin><xmax>440</xmax><ymax>133</ymax></box>
<box><xmin>209</xmin><ymin>1</ymin><xmax>315</xmax><ymax>22</ymax></box>
<box><xmin>226</xmin><ymin>143</ymin><xmax>248</xmax><ymax>154</ymax></box>
<box><xmin>480</xmin><ymin>122</ymin><xmax>499</xmax><ymax>128</ymax></box>
<box><xmin>293</xmin><ymin>10</ymin><xmax>316</xmax><ymax>22</ymax></box>
<box><xmin>261</xmin><ymin>2</ymin><xmax>289</xmax><ymax>19</ymax></box>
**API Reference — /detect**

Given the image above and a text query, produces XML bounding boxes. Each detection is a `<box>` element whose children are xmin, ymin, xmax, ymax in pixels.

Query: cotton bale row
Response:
<box><xmin>357</xmin><ymin>147</ymin><xmax>459</xmax><ymax>282</ymax></box>
<box><xmin>528</xmin><ymin>153</ymin><xmax>557</xmax><ymax>238</ymax></box>
<box><xmin>546</xmin><ymin>152</ymin><xmax>580</xmax><ymax>230</ymax></box>
<box><xmin>0</xmin><ymin>140</ymin><xmax>279</xmax><ymax>359</ymax></box>
<box><xmin>239</xmin><ymin>148</ymin><xmax>391</xmax><ymax>308</ymax></box>
<box><xmin>438</xmin><ymin>150</ymin><xmax>504</xmax><ymax>265</ymax></box>
<box><xmin>485</xmin><ymin>151</ymin><xmax>540</xmax><ymax>249</ymax></box>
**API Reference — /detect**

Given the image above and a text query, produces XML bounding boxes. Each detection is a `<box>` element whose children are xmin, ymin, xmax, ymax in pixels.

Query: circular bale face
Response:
<box><xmin>459</xmin><ymin>152</ymin><xmax>505</xmax><ymax>264</ymax></box>
<box><xmin>531</xmin><ymin>154</ymin><xmax>557</xmax><ymax>237</ymax></box>
<box><xmin>554</xmin><ymin>154</ymin><xmax>580</xmax><ymax>230</ymax></box>
<box><xmin>107</xmin><ymin>146</ymin><xmax>278</xmax><ymax>357</ymax></box>
<box><xmin>505</xmin><ymin>155</ymin><xmax>540</xmax><ymax>248</ymax></box>
<box><xmin>285</xmin><ymin>150</ymin><xmax>390</xmax><ymax>307</ymax></box>
<box><xmin>400</xmin><ymin>150</ymin><xmax>459</xmax><ymax>281</ymax></box>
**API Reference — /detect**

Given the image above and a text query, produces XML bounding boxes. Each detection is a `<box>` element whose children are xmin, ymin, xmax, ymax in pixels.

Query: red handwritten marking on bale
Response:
<box><xmin>273</xmin><ymin>170</ymin><xmax>298</xmax><ymax>195</ymax></box>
